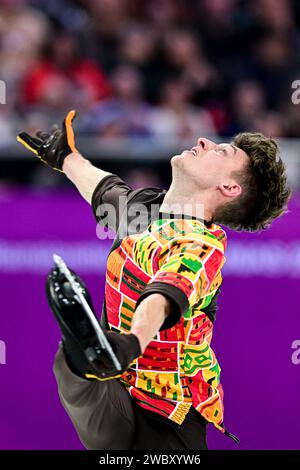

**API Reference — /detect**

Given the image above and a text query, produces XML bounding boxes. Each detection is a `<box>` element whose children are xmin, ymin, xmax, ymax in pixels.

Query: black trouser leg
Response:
<box><xmin>53</xmin><ymin>342</ymin><xmax>135</xmax><ymax>450</ymax></box>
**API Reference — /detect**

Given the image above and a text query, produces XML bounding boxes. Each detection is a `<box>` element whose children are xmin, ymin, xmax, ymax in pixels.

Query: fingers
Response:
<box><xmin>52</xmin><ymin>128</ymin><xmax>63</xmax><ymax>139</ymax></box>
<box><xmin>63</xmin><ymin>109</ymin><xmax>78</xmax><ymax>153</ymax></box>
<box><xmin>51</xmin><ymin>124</ymin><xmax>59</xmax><ymax>133</ymax></box>
<box><xmin>35</xmin><ymin>130</ymin><xmax>51</xmax><ymax>140</ymax></box>
<box><xmin>17</xmin><ymin>132</ymin><xmax>42</xmax><ymax>154</ymax></box>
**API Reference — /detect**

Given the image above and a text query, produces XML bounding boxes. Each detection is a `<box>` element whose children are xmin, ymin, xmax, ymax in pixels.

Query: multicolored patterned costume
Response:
<box><xmin>92</xmin><ymin>174</ymin><xmax>230</xmax><ymax>436</ymax></box>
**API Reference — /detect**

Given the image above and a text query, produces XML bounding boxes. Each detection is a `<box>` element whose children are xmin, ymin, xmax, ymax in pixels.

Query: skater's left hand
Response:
<box><xmin>86</xmin><ymin>331</ymin><xmax>142</xmax><ymax>381</ymax></box>
<box><xmin>17</xmin><ymin>110</ymin><xmax>78</xmax><ymax>172</ymax></box>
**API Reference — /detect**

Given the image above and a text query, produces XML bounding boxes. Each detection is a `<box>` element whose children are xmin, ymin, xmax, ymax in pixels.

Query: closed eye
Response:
<box><xmin>218</xmin><ymin>143</ymin><xmax>237</xmax><ymax>156</ymax></box>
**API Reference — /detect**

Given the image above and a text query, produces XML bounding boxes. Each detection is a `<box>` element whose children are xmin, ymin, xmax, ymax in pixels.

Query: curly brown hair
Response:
<box><xmin>213</xmin><ymin>132</ymin><xmax>292</xmax><ymax>232</ymax></box>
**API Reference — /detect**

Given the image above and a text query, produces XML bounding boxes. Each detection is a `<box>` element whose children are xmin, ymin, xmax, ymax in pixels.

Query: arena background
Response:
<box><xmin>0</xmin><ymin>0</ymin><xmax>300</xmax><ymax>450</ymax></box>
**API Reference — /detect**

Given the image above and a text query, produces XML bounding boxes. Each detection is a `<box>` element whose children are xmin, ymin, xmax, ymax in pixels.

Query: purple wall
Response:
<box><xmin>1</xmin><ymin>187</ymin><xmax>299</xmax><ymax>450</ymax></box>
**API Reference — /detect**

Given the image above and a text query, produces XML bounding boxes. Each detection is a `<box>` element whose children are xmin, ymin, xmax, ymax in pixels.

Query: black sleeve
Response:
<box><xmin>91</xmin><ymin>173</ymin><xmax>166</xmax><ymax>235</ymax></box>
<box><xmin>200</xmin><ymin>287</ymin><xmax>221</xmax><ymax>323</ymax></box>
<box><xmin>91</xmin><ymin>174</ymin><xmax>133</xmax><ymax>232</ymax></box>
<box><xmin>135</xmin><ymin>281</ymin><xmax>189</xmax><ymax>331</ymax></box>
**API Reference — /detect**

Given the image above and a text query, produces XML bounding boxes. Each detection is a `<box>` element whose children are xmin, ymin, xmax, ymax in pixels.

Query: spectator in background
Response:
<box><xmin>194</xmin><ymin>0</ymin><xmax>245</xmax><ymax>69</ymax></box>
<box><xmin>247</xmin><ymin>32</ymin><xmax>298</xmax><ymax>109</ymax></box>
<box><xmin>149</xmin><ymin>77</ymin><xmax>216</xmax><ymax>141</ymax></box>
<box><xmin>225</xmin><ymin>80</ymin><xmax>267</xmax><ymax>135</ymax></box>
<box><xmin>21</xmin><ymin>31</ymin><xmax>111</xmax><ymax>116</ymax></box>
<box><xmin>252</xmin><ymin>111</ymin><xmax>287</xmax><ymax>137</ymax></box>
<box><xmin>0</xmin><ymin>0</ymin><xmax>50</xmax><ymax>108</ymax></box>
<box><xmin>162</xmin><ymin>29</ymin><xmax>220</xmax><ymax>104</ymax></box>
<box><xmin>251</xmin><ymin>0</ymin><xmax>295</xmax><ymax>34</ymax></box>
<box><xmin>145</xmin><ymin>0</ymin><xmax>193</xmax><ymax>28</ymax></box>
<box><xmin>117</xmin><ymin>23</ymin><xmax>161</xmax><ymax>102</ymax></box>
<box><xmin>78</xmin><ymin>0</ymin><xmax>139</xmax><ymax>72</ymax></box>
<box><xmin>80</xmin><ymin>64</ymin><xmax>152</xmax><ymax>137</ymax></box>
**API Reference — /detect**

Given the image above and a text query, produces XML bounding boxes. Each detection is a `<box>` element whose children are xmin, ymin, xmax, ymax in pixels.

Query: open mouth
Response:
<box><xmin>190</xmin><ymin>147</ymin><xmax>198</xmax><ymax>156</ymax></box>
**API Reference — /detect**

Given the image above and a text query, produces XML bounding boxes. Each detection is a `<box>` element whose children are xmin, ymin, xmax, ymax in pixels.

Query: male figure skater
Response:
<box><xmin>17</xmin><ymin>110</ymin><xmax>290</xmax><ymax>450</ymax></box>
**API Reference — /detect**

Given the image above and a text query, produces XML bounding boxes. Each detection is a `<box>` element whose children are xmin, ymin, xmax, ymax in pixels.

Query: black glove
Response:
<box><xmin>17</xmin><ymin>110</ymin><xmax>78</xmax><ymax>171</ymax></box>
<box><xmin>86</xmin><ymin>330</ymin><xmax>142</xmax><ymax>381</ymax></box>
<box><xmin>46</xmin><ymin>266</ymin><xmax>142</xmax><ymax>380</ymax></box>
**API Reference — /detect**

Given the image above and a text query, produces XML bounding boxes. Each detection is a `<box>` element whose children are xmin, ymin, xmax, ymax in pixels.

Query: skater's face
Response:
<box><xmin>171</xmin><ymin>137</ymin><xmax>249</xmax><ymax>197</ymax></box>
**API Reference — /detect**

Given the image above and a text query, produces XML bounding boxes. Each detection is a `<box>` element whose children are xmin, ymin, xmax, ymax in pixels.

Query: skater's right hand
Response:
<box><xmin>86</xmin><ymin>330</ymin><xmax>142</xmax><ymax>381</ymax></box>
<box><xmin>17</xmin><ymin>110</ymin><xmax>78</xmax><ymax>172</ymax></box>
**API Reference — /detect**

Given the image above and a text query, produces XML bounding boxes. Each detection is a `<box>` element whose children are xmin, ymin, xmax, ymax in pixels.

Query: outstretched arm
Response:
<box><xmin>17</xmin><ymin>110</ymin><xmax>141</xmax><ymax>233</ymax></box>
<box><xmin>62</xmin><ymin>152</ymin><xmax>111</xmax><ymax>204</ymax></box>
<box><xmin>17</xmin><ymin>110</ymin><xmax>112</xmax><ymax>204</ymax></box>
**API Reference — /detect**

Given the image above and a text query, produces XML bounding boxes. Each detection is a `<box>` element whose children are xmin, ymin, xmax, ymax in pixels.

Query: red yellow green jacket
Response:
<box><xmin>91</xmin><ymin>174</ymin><xmax>237</xmax><ymax>442</ymax></box>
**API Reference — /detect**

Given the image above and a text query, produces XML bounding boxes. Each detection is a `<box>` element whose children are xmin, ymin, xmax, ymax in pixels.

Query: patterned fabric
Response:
<box><xmin>104</xmin><ymin>214</ymin><xmax>227</xmax><ymax>432</ymax></box>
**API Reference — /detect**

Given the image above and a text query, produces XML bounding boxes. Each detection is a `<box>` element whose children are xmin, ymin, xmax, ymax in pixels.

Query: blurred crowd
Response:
<box><xmin>1</xmin><ymin>0</ymin><xmax>300</xmax><ymax>148</ymax></box>
<box><xmin>1</xmin><ymin>0</ymin><xmax>300</xmax><ymax>188</ymax></box>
